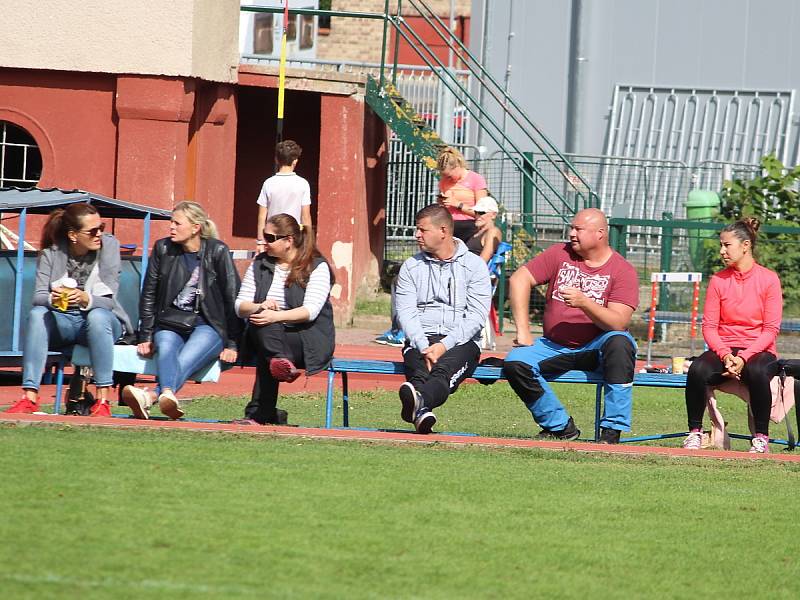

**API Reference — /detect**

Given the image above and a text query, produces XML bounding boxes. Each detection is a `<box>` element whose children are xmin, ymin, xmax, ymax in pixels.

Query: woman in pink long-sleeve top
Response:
<box><xmin>683</xmin><ymin>218</ymin><xmax>783</xmax><ymax>454</ymax></box>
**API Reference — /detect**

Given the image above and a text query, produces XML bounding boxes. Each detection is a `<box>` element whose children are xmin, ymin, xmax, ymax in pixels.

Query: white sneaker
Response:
<box><xmin>158</xmin><ymin>390</ymin><xmax>184</xmax><ymax>420</ymax></box>
<box><xmin>683</xmin><ymin>431</ymin><xmax>703</xmax><ymax>450</ymax></box>
<box><xmin>749</xmin><ymin>435</ymin><xmax>770</xmax><ymax>454</ymax></box>
<box><xmin>122</xmin><ymin>386</ymin><xmax>152</xmax><ymax>420</ymax></box>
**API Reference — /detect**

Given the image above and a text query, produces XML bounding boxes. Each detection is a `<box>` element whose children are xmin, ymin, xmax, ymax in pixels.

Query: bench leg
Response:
<box><xmin>53</xmin><ymin>358</ymin><xmax>65</xmax><ymax>415</ymax></box>
<box><xmin>342</xmin><ymin>373</ymin><xmax>350</xmax><ymax>428</ymax></box>
<box><xmin>326</xmin><ymin>370</ymin><xmax>335</xmax><ymax>428</ymax></box>
<box><xmin>594</xmin><ymin>384</ymin><xmax>602</xmax><ymax>442</ymax></box>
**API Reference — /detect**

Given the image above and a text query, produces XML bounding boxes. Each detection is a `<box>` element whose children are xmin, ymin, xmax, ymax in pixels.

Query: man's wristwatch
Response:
<box><xmin>458</xmin><ymin>202</ymin><xmax>464</xmax><ymax>210</ymax></box>
<box><xmin>256</xmin><ymin>239</ymin><xmax>265</xmax><ymax>244</ymax></box>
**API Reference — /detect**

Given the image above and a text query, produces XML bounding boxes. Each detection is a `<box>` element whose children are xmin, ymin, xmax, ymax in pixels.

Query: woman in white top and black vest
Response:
<box><xmin>234</xmin><ymin>213</ymin><xmax>335</xmax><ymax>425</ymax></box>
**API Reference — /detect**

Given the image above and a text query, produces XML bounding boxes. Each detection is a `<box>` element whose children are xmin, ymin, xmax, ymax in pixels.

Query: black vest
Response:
<box><xmin>247</xmin><ymin>254</ymin><xmax>335</xmax><ymax>375</ymax></box>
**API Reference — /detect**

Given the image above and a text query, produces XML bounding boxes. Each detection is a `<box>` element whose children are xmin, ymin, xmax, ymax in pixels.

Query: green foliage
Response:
<box><xmin>719</xmin><ymin>154</ymin><xmax>800</xmax><ymax>221</ymax></box>
<box><xmin>710</xmin><ymin>154</ymin><xmax>800</xmax><ymax>311</ymax></box>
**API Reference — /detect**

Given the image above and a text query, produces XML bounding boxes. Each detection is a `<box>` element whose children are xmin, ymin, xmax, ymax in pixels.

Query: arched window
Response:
<box><xmin>0</xmin><ymin>121</ymin><xmax>42</xmax><ymax>187</ymax></box>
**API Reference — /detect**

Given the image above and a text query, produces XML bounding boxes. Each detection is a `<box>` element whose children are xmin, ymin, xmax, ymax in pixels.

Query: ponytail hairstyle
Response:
<box><xmin>436</xmin><ymin>146</ymin><xmax>466</xmax><ymax>173</ymax></box>
<box><xmin>721</xmin><ymin>217</ymin><xmax>760</xmax><ymax>256</ymax></box>
<box><xmin>267</xmin><ymin>213</ymin><xmax>334</xmax><ymax>288</ymax></box>
<box><xmin>173</xmin><ymin>201</ymin><xmax>218</xmax><ymax>239</ymax></box>
<box><xmin>40</xmin><ymin>202</ymin><xmax>99</xmax><ymax>250</ymax></box>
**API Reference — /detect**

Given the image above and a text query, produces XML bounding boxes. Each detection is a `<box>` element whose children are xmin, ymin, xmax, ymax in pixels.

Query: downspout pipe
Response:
<box><xmin>565</xmin><ymin>0</ymin><xmax>589</xmax><ymax>155</ymax></box>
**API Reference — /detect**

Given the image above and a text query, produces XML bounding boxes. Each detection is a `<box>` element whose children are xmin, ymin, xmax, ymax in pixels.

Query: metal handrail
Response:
<box><xmin>403</xmin><ymin>0</ymin><xmax>594</xmax><ymax>193</ymax></box>
<box><xmin>388</xmin><ymin>15</ymin><xmax>596</xmax><ymax>219</ymax></box>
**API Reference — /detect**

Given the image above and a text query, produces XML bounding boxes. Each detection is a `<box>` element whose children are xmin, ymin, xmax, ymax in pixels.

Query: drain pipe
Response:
<box><xmin>565</xmin><ymin>0</ymin><xmax>590</xmax><ymax>155</ymax></box>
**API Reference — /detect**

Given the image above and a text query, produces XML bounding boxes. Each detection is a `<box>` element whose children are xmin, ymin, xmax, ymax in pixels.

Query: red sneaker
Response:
<box><xmin>4</xmin><ymin>396</ymin><xmax>39</xmax><ymax>414</ymax></box>
<box><xmin>89</xmin><ymin>401</ymin><xmax>111</xmax><ymax>418</ymax></box>
<box><xmin>269</xmin><ymin>358</ymin><xmax>301</xmax><ymax>383</ymax></box>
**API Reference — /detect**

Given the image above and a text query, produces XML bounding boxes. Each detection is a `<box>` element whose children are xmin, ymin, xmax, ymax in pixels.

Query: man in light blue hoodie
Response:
<box><xmin>395</xmin><ymin>204</ymin><xmax>492</xmax><ymax>433</ymax></box>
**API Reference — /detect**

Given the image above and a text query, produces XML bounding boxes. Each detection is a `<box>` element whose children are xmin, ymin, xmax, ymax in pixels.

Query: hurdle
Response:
<box><xmin>646</xmin><ymin>272</ymin><xmax>703</xmax><ymax>367</ymax></box>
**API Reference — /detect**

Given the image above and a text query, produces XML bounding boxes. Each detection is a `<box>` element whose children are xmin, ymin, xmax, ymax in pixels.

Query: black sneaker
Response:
<box><xmin>414</xmin><ymin>407</ymin><xmax>437</xmax><ymax>434</ymax></box>
<box><xmin>399</xmin><ymin>382</ymin><xmax>421</xmax><ymax>423</ymax></box>
<box><xmin>536</xmin><ymin>417</ymin><xmax>580</xmax><ymax>441</ymax></box>
<box><xmin>598</xmin><ymin>427</ymin><xmax>621</xmax><ymax>444</ymax></box>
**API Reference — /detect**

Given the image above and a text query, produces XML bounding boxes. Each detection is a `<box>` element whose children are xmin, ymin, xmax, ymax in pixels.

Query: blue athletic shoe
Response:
<box><xmin>374</xmin><ymin>329</ymin><xmax>406</xmax><ymax>347</ymax></box>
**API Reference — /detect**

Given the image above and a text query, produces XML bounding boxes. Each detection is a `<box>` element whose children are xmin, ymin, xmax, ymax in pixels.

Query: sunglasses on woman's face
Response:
<box><xmin>474</xmin><ymin>211</ymin><xmax>486</xmax><ymax>216</ymax></box>
<box><xmin>78</xmin><ymin>223</ymin><xmax>106</xmax><ymax>237</ymax></box>
<box><xmin>263</xmin><ymin>233</ymin><xmax>289</xmax><ymax>243</ymax></box>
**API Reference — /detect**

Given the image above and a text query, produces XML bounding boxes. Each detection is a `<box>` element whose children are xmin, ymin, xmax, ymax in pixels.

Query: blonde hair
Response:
<box><xmin>436</xmin><ymin>146</ymin><xmax>466</xmax><ymax>173</ymax></box>
<box><xmin>173</xmin><ymin>201</ymin><xmax>218</xmax><ymax>239</ymax></box>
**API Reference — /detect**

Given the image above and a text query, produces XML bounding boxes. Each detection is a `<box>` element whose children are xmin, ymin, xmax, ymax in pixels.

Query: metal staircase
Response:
<box><xmin>373</xmin><ymin>0</ymin><xmax>599</xmax><ymax>227</ymax></box>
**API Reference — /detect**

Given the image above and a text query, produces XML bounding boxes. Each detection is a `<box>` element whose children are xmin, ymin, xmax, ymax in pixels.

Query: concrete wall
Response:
<box><xmin>0</xmin><ymin>0</ymin><xmax>239</xmax><ymax>83</ymax></box>
<box><xmin>471</xmin><ymin>0</ymin><xmax>800</xmax><ymax>161</ymax></box>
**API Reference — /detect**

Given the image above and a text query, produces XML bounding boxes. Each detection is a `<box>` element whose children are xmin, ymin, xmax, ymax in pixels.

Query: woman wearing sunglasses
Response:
<box><xmin>122</xmin><ymin>201</ymin><xmax>241</xmax><ymax>420</ymax></box>
<box><xmin>4</xmin><ymin>203</ymin><xmax>133</xmax><ymax>416</ymax></box>
<box><xmin>233</xmin><ymin>213</ymin><xmax>335</xmax><ymax>425</ymax></box>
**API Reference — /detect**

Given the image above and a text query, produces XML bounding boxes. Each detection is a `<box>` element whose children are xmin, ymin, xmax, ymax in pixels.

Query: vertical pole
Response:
<box><xmin>12</xmin><ymin>208</ymin><xmax>27</xmax><ymax>353</ymax></box>
<box><xmin>380</xmin><ymin>0</ymin><xmax>391</xmax><ymax>89</ymax></box>
<box><xmin>391</xmin><ymin>0</ymin><xmax>402</xmax><ymax>86</ymax></box>
<box><xmin>690</xmin><ymin>279</ymin><xmax>700</xmax><ymax>356</ymax></box>
<box><xmin>659</xmin><ymin>212</ymin><xmax>673</xmax><ymax>311</ymax></box>
<box><xmin>646</xmin><ymin>280</ymin><xmax>658</xmax><ymax>366</ymax></box>
<box><xmin>140</xmin><ymin>213</ymin><xmax>151</xmax><ymax>291</ymax></box>
<box><xmin>565</xmin><ymin>0</ymin><xmax>589</xmax><ymax>154</ymax></box>
<box><xmin>276</xmin><ymin>0</ymin><xmax>289</xmax><ymax>144</ymax></box>
<box><xmin>522</xmin><ymin>151</ymin><xmax>534</xmax><ymax>237</ymax></box>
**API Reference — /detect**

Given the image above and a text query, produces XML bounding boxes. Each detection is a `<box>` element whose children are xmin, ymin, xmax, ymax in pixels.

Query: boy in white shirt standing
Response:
<box><xmin>256</xmin><ymin>140</ymin><xmax>313</xmax><ymax>252</ymax></box>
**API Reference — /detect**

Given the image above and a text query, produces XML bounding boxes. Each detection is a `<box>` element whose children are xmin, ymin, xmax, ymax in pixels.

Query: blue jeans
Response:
<box><xmin>153</xmin><ymin>325</ymin><xmax>223</xmax><ymax>394</ymax></box>
<box><xmin>504</xmin><ymin>331</ymin><xmax>637</xmax><ymax>431</ymax></box>
<box><xmin>23</xmin><ymin>306</ymin><xmax>122</xmax><ymax>389</ymax></box>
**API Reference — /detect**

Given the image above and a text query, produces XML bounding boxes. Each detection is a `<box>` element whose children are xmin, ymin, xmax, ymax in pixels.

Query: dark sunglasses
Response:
<box><xmin>474</xmin><ymin>211</ymin><xmax>486</xmax><ymax>216</ymax></box>
<box><xmin>77</xmin><ymin>223</ymin><xmax>106</xmax><ymax>237</ymax></box>
<box><xmin>264</xmin><ymin>232</ymin><xmax>290</xmax><ymax>243</ymax></box>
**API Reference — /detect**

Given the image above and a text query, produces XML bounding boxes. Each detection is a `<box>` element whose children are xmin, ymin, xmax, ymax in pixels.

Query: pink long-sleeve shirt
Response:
<box><xmin>702</xmin><ymin>263</ymin><xmax>782</xmax><ymax>362</ymax></box>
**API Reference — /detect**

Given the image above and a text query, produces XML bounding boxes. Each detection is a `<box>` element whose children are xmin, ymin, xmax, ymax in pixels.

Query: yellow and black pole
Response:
<box><xmin>276</xmin><ymin>0</ymin><xmax>289</xmax><ymax>144</ymax></box>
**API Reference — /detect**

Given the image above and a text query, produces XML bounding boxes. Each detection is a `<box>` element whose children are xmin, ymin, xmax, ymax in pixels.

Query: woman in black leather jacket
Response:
<box><xmin>122</xmin><ymin>201</ymin><xmax>241</xmax><ymax>420</ymax></box>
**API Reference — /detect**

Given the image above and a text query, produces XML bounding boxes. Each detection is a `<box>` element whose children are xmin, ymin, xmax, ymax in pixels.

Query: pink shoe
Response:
<box><xmin>4</xmin><ymin>396</ymin><xmax>39</xmax><ymax>414</ymax></box>
<box><xmin>269</xmin><ymin>358</ymin><xmax>301</xmax><ymax>383</ymax></box>
<box><xmin>749</xmin><ymin>434</ymin><xmax>770</xmax><ymax>454</ymax></box>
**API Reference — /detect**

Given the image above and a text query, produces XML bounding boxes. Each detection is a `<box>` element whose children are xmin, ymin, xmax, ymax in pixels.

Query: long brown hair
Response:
<box><xmin>267</xmin><ymin>214</ymin><xmax>333</xmax><ymax>287</ymax></box>
<box><xmin>40</xmin><ymin>203</ymin><xmax>99</xmax><ymax>250</ymax></box>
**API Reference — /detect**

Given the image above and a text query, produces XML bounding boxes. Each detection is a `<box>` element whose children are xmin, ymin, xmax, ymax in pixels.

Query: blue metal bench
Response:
<box><xmin>325</xmin><ymin>358</ymin><xmax>688</xmax><ymax>442</ymax></box>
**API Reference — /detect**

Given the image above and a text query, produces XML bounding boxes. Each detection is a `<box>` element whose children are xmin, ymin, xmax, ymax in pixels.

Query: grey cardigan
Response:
<box><xmin>32</xmin><ymin>233</ymin><xmax>134</xmax><ymax>335</ymax></box>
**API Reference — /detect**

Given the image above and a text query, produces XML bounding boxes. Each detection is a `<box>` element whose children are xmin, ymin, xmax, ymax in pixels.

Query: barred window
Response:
<box><xmin>0</xmin><ymin>121</ymin><xmax>42</xmax><ymax>187</ymax></box>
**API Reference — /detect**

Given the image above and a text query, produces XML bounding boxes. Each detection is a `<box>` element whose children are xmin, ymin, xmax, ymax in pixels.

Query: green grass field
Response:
<box><xmin>2</xmin><ymin>383</ymin><xmax>799</xmax><ymax>598</ymax></box>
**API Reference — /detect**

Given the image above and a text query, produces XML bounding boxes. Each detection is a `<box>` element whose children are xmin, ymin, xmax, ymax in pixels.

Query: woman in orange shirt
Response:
<box><xmin>683</xmin><ymin>218</ymin><xmax>782</xmax><ymax>454</ymax></box>
<box><xmin>436</xmin><ymin>147</ymin><xmax>488</xmax><ymax>243</ymax></box>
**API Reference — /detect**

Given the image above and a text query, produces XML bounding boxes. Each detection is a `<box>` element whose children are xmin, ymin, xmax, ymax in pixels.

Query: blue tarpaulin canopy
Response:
<box><xmin>0</xmin><ymin>187</ymin><xmax>170</xmax><ymax>359</ymax></box>
<box><xmin>0</xmin><ymin>187</ymin><xmax>172</xmax><ymax>219</ymax></box>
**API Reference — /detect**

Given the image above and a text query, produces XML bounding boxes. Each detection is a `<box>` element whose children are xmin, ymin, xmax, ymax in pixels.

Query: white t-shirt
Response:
<box><xmin>256</xmin><ymin>172</ymin><xmax>311</xmax><ymax>222</ymax></box>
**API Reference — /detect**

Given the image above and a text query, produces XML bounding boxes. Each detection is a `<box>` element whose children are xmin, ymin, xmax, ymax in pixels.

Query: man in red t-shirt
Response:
<box><xmin>503</xmin><ymin>208</ymin><xmax>639</xmax><ymax>443</ymax></box>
